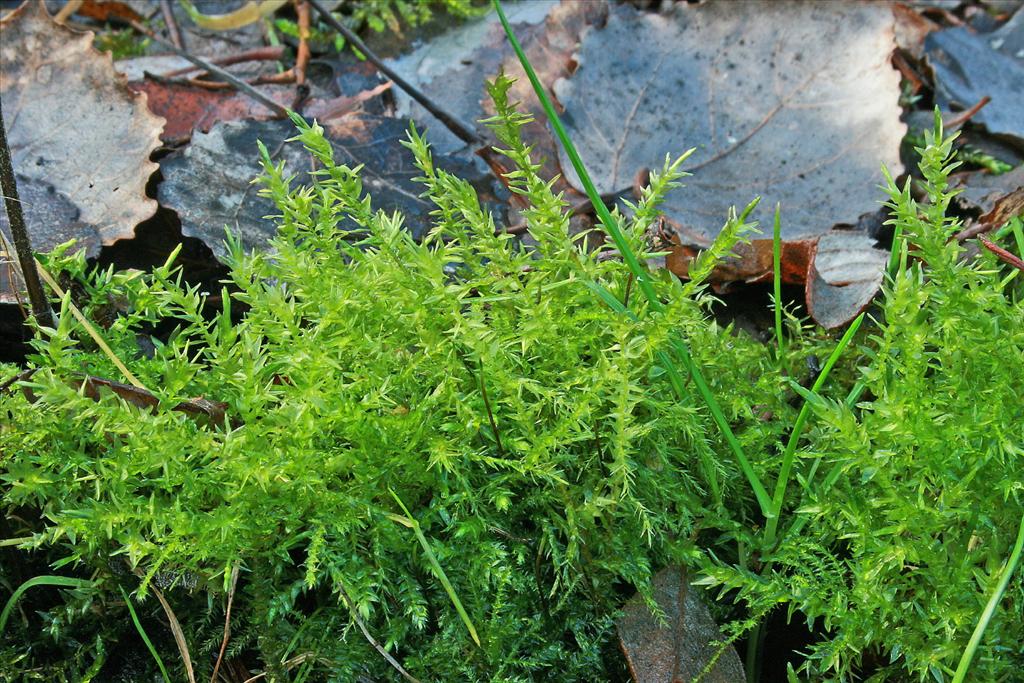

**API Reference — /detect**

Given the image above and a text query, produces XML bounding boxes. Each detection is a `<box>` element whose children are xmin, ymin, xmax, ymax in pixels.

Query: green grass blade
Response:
<box><xmin>952</xmin><ymin>511</ymin><xmax>1024</xmax><ymax>683</ymax></box>
<box><xmin>772</xmin><ymin>204</ymin><xmax>784</xmax><ymax>357</ymax></box>
<box><xmin>119</xmin><ymin>586</ymin><xmax>171</xmax><ymax>683</ymax></box>
<box><xmin>1</xmin><ymin>575</ymin><xmax>92</xmax><ymax>634</ymax></box>
<box><xmin>764</xmin><ymin>313</ymin><xmax>864</xmax><ymax>545</ymax></box>
<box><xmin>389</xmin><ymin>490</ymin><xmax>481</xmax><ymax>647</ymax></box>
<box><xmin>494</xmin><ymin>0</ymin><xmax>770</xmax><ymax>515</ymax></box>
<box><xmin>491</xmin><ymin>0</ymin><xmax>655</xmax><ymax>307</ymax></box>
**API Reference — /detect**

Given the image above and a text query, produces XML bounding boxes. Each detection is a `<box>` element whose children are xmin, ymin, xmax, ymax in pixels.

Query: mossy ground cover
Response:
<box><xmin>1</xmin><ymin>7</ymin><xmax>1022</xmax><ymax>681</ymax></box>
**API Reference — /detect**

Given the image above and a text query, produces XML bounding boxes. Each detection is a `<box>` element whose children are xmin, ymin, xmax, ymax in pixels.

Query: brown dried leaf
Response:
<box><xmin>127</xmin><ymin>79</ymin><xmax>292</xmax><ymax>144</ymax></box>
<box><xmin>0</xmin><ymin>1</ymin><xmax>164</xmax><ymax>245</ymax></box>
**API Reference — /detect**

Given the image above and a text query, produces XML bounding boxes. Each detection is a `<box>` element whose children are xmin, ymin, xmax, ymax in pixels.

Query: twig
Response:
<box><xmin>160</xmin><ymin>0</ymin><xmax>185</xmax><ymax>50</ymax></box>
<box><xmin>478</xmin><ymin>359</ymin><xmax>505</xmax><ymax>458</ymax></box>
<box><xmin>294</xmin><ymin>0</ymin><xmax>310</xmax><ymax>87</ymax></box>
<box><xmin>240</xmin><ymin>654</ymin><xmax>319</xmax><ymax>683</ymax></box>
<box><xmin>944</xmin><ymin>96</ymin><xmax>991</xmax><ymax>130</ymax></box>
<box><xmin>306</xmin><ymin>0</ymin><xmax>480</xmax><ymax>146</ymax></box>
<box><xmin>979</xmin><ymin>235</ymin><xmax>1024</xmax><ymax>271</ymax></box>
<box><xmin>52</xmin><ymin>0</ymin><xmax>83</xmax><ymax>24</ymax></box>
<box><xmin>337</xmin><ymin>584</ymin><xmax>422</xmax><ymax>683</ymax></box>
<box><xmin>0</xmin><ymin>97</ymin><xmax>54</xmax><ymax>328</ymax></box>
<box><xmin>161</xmin><ymin>46</ymin><xmax>286</xmax><ymax>78</ymax></box>
<box><xmin>209</xmin><ymin>563</ymin><xmax>241</xmax><ymax>683</ymax></box>
<box><xmin>0</xmin><ymin>226</ymin><xmax>29</xmax><ymax>319</ymax></box>
<box><xmin>128</xmin><ymin>20</ymin><xmax>289</xmax><ymax>117</ymax></box>
<box><xmin>0</xmin><ymin>368</ymin><xmax>36</xmax><ymax>395</ymax></box>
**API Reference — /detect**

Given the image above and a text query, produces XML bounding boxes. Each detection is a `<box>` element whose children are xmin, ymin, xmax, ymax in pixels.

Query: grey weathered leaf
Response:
<box><xmin>553</xmin><ymin>1</ymin><xmax>905</xmax><ymax>243</ymax></box>
<box><xmin>159</xmin><ymin>116</ymin><xmax>505</xmax><ymax>260</ymax></box>
<box><xmin>806</xmin><ymin>230</ymin><xmax>888</xmax><ymax>329</ymax></box>
<box><xmin>925</xmin><ymin>9</ymin><xmax>1024</xmax><ymax>143</ymax></box>
<box><xmin>0</xmin><ymin>1</ymin><xmax>164</xmax><ymax>245</ymax></box>
<box><xmin>384</xmin><ymin>0</ymin><xmax>559</xmax><ymax>154</ymax></box>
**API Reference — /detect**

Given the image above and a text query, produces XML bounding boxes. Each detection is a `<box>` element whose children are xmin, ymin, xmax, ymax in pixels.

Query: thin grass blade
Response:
<box><xmin>119</xmin><ymin>586</ymin><xmax>172</xmax><ymax>683</ymax></box>
<box><xmin>493</xmin><ymin>0</ymin><xmax>770</xmax><ymax>515</ymax></box>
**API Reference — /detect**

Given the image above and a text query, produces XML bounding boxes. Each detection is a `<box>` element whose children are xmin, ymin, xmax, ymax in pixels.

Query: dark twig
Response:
<box><xmin>622</xmin><ymin>272</ymin><xmax>634</xmax><ymax>309</ymax></box>
<box><xmin>0</xmin><ymin>97</ymin><xmax>53</xmax><ymax>328</ymax></box>
<box><xmin>307</xmin><ymin>0</ymin><xmax>480</xmax><ymax>146</ymax></box>
<box><xmin>478</xmin><ymin>359</ymin><xmax>505</xmax><ymax>458</ymax></box>
<box><xmin>129</xmin><ymin>20</ymin><xmax>289</xmax><ymax>118</ymax></box>
<box><xmin>160</xmin><ymin>0</ymin><xmax>185</xmax><ymax>50</ymax></box>
<box><xmin>979</xmin><ymin>235</ymin><xmax>1024</xmax><ymax>271</ymax></box>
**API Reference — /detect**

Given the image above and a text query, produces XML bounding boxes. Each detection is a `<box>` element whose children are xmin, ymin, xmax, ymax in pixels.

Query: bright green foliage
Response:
<box><xmin>0</xmin><ymin>77</ymin><xmax>781</xmax><ymax>681</ymax></box>
<box><xmin>3</xmin><ymin>74</ymin><xmax>1020</xmax><ymax>680</ymax></box>
<box><xmin>700</xmin><ymin>113</ymin><xmax>1024</xmax><ymax>681</ymax></box>
<box><xmin>344</xmin><ymin>0</ymin><xmax>485</xmax><ymax>34</ymax></box>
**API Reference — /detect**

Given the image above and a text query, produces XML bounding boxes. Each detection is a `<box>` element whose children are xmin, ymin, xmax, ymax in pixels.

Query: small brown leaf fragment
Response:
<box><xmin>74</xmin><ymin>0</ymin><xmax>144</xmax><ymax>23</ymax></box>
<box><xmin>893</xmin><ymin>3</ymin><xmax>940</xmax><ymax>57</ymax></box>
<box><xmin>618</xmin><ymin>566</ymin><xmax>745</xmax><ymax>683</ymax></box>
<box><xmin>0</xmin><ymin>1</ymin><xmax>165</xmax><ymax>245</ymax></box>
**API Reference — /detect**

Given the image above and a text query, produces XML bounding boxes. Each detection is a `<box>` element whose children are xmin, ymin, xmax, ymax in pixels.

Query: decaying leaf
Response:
<box><xmin>384</xmin><ymin>0</ymin><xmax>559</xmax><ymax>154</ymax></box>
<box><xmin>554</xmin><ymin>2</ymin><xmax>904</xmax><ymax>247</ymax></box>
<box><xmin>159</xmin><ymin>116</ymin><xmax>506</xmax><ymax>260</ymax></box>
<box><xmin>953</xmin><ymin>165</ymin><xmax>1024</xmax><ymax>239</ymax></box>
<box><xmin>486</xmin><ymin>0</ymin><xmax>609</xmax><ymax>190</ymax></box>
<box><xmin>806</xmin><ymin>230</ymin><xmax>888</xmax><ymax>329</ymax></box>
<box><xmin>127</xmin><ymin>79</ymin><xmax>293</xmax><ymax>144</ymax></box>
<box><xmin>0</xmin><ymin>1</ymin><xmax>164</xmax><ymax>246</ymax></box>
<box><xmin>617</xmin><ymin>566</ymin><xmax>745</xmax><ymax>683</ymax></box>
<box><xmin>925</xmin><ymin>9</ymin><xmax>1024</xmax><ymax>143</ymax></box>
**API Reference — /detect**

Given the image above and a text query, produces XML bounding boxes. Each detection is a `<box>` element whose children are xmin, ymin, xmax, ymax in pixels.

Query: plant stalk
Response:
<box><xmin>0</xmin><ymin>97</ymin><xmax>54</xmax><ymax>328</ymax></box>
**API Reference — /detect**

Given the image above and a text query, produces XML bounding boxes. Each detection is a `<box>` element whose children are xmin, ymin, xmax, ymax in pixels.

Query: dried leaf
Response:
<box><xmin>384</xmin><ymin>0</ymin><xmax>560</xmax><ymax>154</ymax></box>
<box><xmin>553</xmin><ymin>2</ymin><xmax>904</xmax><ymax>245</ymax></box>
<box><xmin>806</xmin><ymin>230</ymin><xmax>888</xmax><ymax>329</ymax></box>
<box><xmin>893</xmin><ymin>2</ymin><xmax>940</xmax><ymax>57</ymax></box>
<box><xmin>925</xmin><ymin>10</ymin><xmax>1024</xmax><ymax>143</ymax></box>
<box><xmin>617</xmin><ymin>566</ymin><xmax>745</xmax><ymax>683</ymax></box>
<box><xmin>0</xmin><ymin>1</ymin><xmax>164</xmax><ymax>245</ymax></box>
<box><xmin>127</xmin><ymin>79</ymin><xmax>293</xmax><ymax>144</ymax></box>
